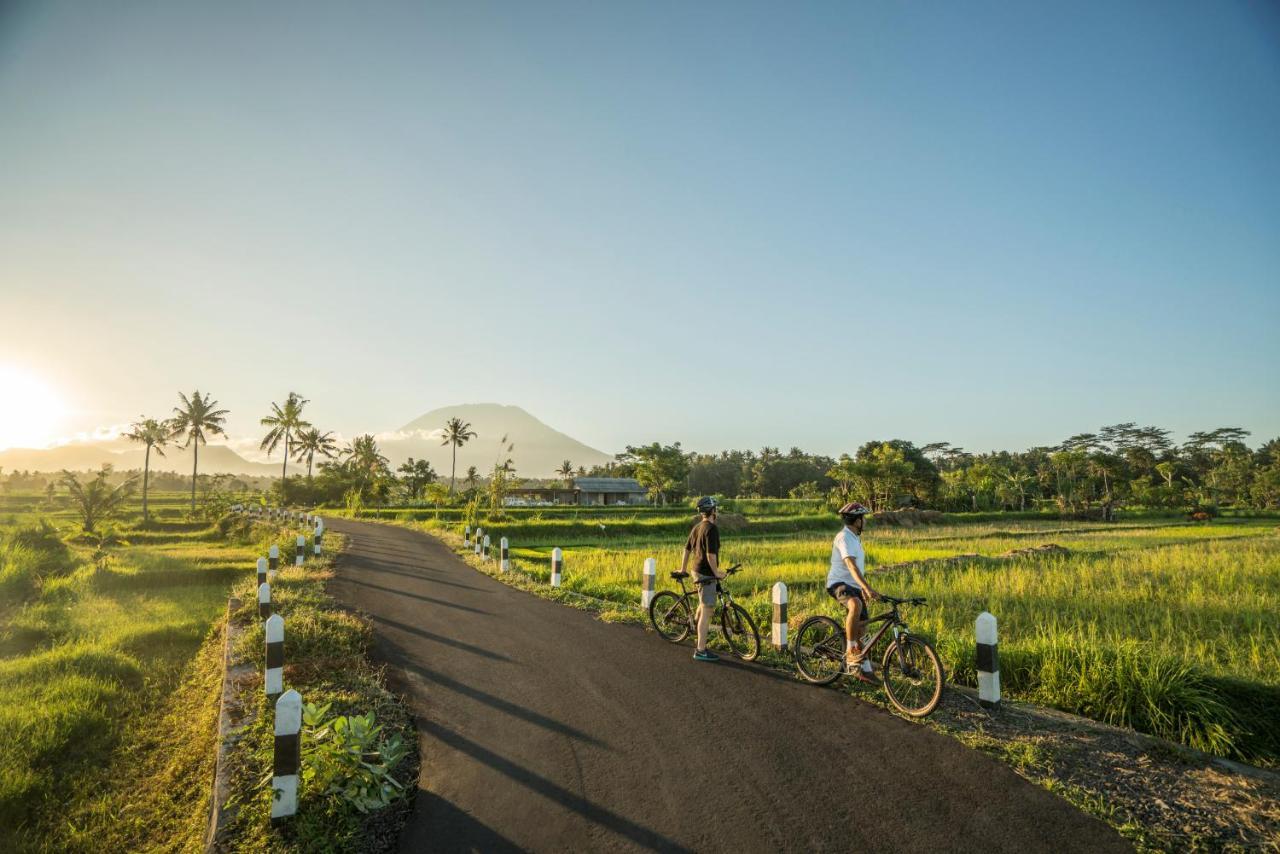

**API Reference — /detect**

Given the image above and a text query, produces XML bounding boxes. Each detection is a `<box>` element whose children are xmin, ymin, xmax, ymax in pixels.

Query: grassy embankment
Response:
<box><xmin>340</xmin><ymin>503</ymin><xmax>1280</xmax><ymax>767</ymax></box>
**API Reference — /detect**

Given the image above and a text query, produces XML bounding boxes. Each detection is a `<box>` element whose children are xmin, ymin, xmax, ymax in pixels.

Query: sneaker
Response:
<box><xmin>693</xmin><ymin>649</ymin><xmax>720</xmax><ymax>662</ymax></box>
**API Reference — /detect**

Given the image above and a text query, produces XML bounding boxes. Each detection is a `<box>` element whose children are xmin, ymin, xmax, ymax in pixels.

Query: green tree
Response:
<box><xmin>125</xmin><ymin>416</ymin><xmax>172</xmax><ymax>524</ymax></box>
<box><xmin>556</xmin><ymin>460</ymin><xmax>575</xmax><ymax>488</ymax></box>
<box><xmin>464</xmin><ymin>465</ymin><xmax>479</xmax><ymax>492</ymax></box>
<box><xmin>260</xmin><ymin>392</ymin><xmax>311</xmax><ymax>481</ymax></box>
<box><xmin>293</xmin><ymin>427</ymin><xmax>338</xmax><ymax>479</ymax></box>
<box><xmin>170</xmin><ymin>390</ymin><xmax>229</xmax><ymax>513</ymax></box>
<box><xmin>398</xmin><ymin>457</ymin><xmax>437</xmax><ymax>499</ymax></box>
<box><xmin>441</xmin><ymin>418</ymin><xmax>477</xmax><ymax>494</ymax></box>
<box><xmin>60</xmin><ymin>466</ymin><xmax>138</xmax><ymax>533</ymax></box>
<box><xmin>618</xmin><ymin>442</ymin><xmax>690</xmax><ymax>505</ymax></box>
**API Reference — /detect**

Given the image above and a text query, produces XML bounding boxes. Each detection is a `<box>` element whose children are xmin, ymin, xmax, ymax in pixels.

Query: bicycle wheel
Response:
<box><xmin>720</xmin><ymin>602</ymin><xmax>761</xmax><ymax>661</ymax></box>
<box><xmin>649</xmin><ymin>591</ymin><xmax>692</xmax><ymax>643</ymax></box>
<box><xmin>881</xmin><ymin>635</ymin><xmax>944</xmax><ymax>717</ymax></box>
<box><xmin>792</xmin><ymin>615</ymin><xmax>844</xmax><ymax>685</ymax></box>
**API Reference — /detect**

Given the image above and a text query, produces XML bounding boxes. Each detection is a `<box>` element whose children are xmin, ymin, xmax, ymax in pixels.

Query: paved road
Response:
<box><xmin>326</xmin><ymin>518</ymin><xmax>1129</xmax><ymax>853</ymax></box>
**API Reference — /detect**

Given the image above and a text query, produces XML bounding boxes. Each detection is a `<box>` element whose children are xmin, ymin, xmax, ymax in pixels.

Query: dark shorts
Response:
<box><xmin>694</xmin><ymin>575</ymin><xmax>719</xmax><ymax>607</ymax></box>
<box><xmin>828</xmin><ymin>582</ymin><xmax>868</xmax><ymax>620</ymax></box>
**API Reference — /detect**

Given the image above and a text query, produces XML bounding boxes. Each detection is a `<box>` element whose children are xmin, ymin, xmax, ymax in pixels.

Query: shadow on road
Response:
<box><xmin>420</xmin><ymin>719</ymin><xmax>691</xmax><ymax>853</ymax></box>
<box><xmin>341</xmin><ymin>577</ymin><xmax>494</xmax><ymax>615</ymax></box>
<box><xmin>368</xmin><ymin>613</ymin><xmax>513</xmax><ymax>662</ymax></box>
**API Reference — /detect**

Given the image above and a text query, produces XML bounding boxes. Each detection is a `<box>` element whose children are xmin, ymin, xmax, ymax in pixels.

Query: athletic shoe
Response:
<box><xmin>693</xmin><ymin>649</ymin><xmax>720</xmax><ymax>662</ymax></box>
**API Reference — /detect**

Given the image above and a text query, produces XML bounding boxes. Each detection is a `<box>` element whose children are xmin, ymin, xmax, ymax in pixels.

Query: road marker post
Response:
<box><xmin>295</xmin><ymin>535</ymin><xmax>305</xmax><ymax>566</ymax></box>
<box><xmin>642</xmin><ymin>558</ymin><xmax>656</xmax><ymax>608</ymax></box>
<box><xmin>500</xmin><ymin>537</ymin><xmax>509</xmax><ymax>572</ymax></box>
<box><xmin>976</xmin><ymin>611</ymin><xmax>1001</xmax><ymax>708</ymax></box>
<box><xmin>313</xmin><ymin>526</ymin><xmax>323</xmax><ymax>557</ymax></box>
<box><xmin>268</xmin><ymin>544</ymin><xmax>279</xmax><ymax>574</ymax></box>
<box><xmin>258</xmin><ymin>582</ymin><xmax>272</xmax><ymax>619</ymax></box>
<box><xmin>265</xmin><ymin>613</ymin><xmax>284</xmax><ymax>701</ymax></box>
<box><xmin>771</xmin><ymin>582</ymin><xmax>789</xmax><ymax>650</ymax></box>
<box><xmin>474</xmin><ymin>528</ymin><xmax>483</xmax><ymax>556</ymax></box>
<box><xmin>257</xmin><ymin>557</ymin><xmax>268</xmax><ymax>588</ymax></box>
<box><xmin>482</xmin><ymin>534</ymin><xmax>491</xmax><ymax>562</ymax></box>
<box><xmin>464</xmin><ymin>525</ymin><xmax>472</xmax><ymax>547</ymax></box>
<box><xmin>271</xmin><ymin>689</ymin><xmax>302</xmax><ymax>825</ymax></box>
<box><xmin>551</xmin><ymin>548</ymin><xmax>563</xmax><ymax>588</ymax></box>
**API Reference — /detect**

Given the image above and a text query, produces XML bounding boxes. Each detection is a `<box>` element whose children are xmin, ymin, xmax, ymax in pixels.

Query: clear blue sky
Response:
<box><xmin>2</xmin><ymin>0</ymin><xmax>1277</xmax><ymax>457</ymax></box>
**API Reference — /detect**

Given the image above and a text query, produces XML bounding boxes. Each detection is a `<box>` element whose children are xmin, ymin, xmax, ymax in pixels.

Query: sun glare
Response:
<box><xmin>0</xmin><ymin>365</ymin><xmax>68</xmax><ymax>451</ymax></box>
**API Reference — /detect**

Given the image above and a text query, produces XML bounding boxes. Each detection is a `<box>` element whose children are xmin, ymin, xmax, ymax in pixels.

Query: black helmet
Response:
<box><xmin>696</xmin><ymin>496</ymin><xmax>718</xmax><ymax>514</ymax></box>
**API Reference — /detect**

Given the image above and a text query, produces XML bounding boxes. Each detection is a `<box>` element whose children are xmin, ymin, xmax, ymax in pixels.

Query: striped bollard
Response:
<box><xmin>474</xmin><ymin>528</ymin><xmax>483</xmax><ymax>556</ymax></box>
<box><xmin>641</xmin><ymin>558</ymin><xmax>656</xmax><ymax>608</ymax></box>
<box><xmin>271</xmin><ymin>689</ymin><xmax>302</xmax><ymax>824</ymax></box>
<box><xmin>257</xmin><ymin>557</ymin><xmax>268</xmax><ymax>588</ymax></box>
<box><xmin>482</xmin><ymin>534</ymin><xmax>491</xmax><ymax>562</ymax></box>
<box><xmin>269</xmin><ymin>544</ymin><xmax>279</xmax><ymax>573</ymax></box>
<box><xmin>976</xmin><ymin>611</ymin><xmax>1001</xmax><ymax>708</ymax></box>
<box><xmin>295</xmin><ymin>535</ymin><xmax>305</xmax><ymax>566</ymax></box>
<box><xmin>315</xmin><ymin>517</ymin><xmax>324</xmax><ymax>533</ymax></box>
<box><xmin>265</xmin><ymin>613</ymin><xmax>284</xmax><ymax>700</ymax></box>
<box><xmin>771</xmin><ymin>581</ymin><xmax>788</xmax><ymax>650</ymax></box>
<box><xmin>464</xmin><ymin>525</ymin><xmax>472</xmax><ymax>547</ymax></box>
<box><xmin>500</xmin><ymin>537</ymin><xmax>509</xmax><ymax>572</ymax></box>
<box><xmin>258</xmin><ymin>582</ymin><xmax>272</xmax><ymax>619</ymax></box>
<box><xmin>313</xmin><ymin>527</ymin><xmax>323</xmax><ymax>557</ymax></box>
<box><xmin>550</xmin><ymin>548</ymin><xmax>563</xmax><ymax>588</ymax></box>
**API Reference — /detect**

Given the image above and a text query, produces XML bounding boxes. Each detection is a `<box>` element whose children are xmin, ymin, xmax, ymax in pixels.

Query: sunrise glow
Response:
<box><xmin>0</xmin><ymin>364</ymin><xmax>67</xmax><ymax>450</ymax></box>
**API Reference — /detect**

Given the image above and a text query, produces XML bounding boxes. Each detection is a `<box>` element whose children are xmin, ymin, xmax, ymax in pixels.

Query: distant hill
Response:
<box><xmin>383</xmin><ymin>403</ymin><xmax>613</xmax><ymax>479</ymax></box>
<box><xmin>0</xmin><ymin>442</ymin><xmax>281</xmax><ymax>477</ymax></box>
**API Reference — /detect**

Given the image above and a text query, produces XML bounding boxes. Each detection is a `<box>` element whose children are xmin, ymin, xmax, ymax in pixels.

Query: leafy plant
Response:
<box><xmin>60</xmin><ymin>467</ymin><xmax>138</xmax><ymax>534</ymax></box>
<box><xmin>298</xmin><ymin>702</ymin><xmax>408</xmax><ymax>813</ymax></box>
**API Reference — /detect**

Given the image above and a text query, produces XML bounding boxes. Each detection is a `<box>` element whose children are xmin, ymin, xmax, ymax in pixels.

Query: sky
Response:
<box><xmin>1</xmin><ymin>0</ymin><xmax>1278</xmax><ymax>459</ymax></box>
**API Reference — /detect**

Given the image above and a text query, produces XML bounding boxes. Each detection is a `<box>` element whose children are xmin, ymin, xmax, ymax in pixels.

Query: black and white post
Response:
<box><xmin>313</xmin><ymin>525</ymin><xmax>323</xmax><ymax>557</ymax></box>
<box><xmin>258</xmin><ymin>582</ymin><xmax>272</xmax><ymax>619</ymax></box>
<box><xmin>500</xmin><ymin>537</ymin><xmax>509</xmax><ymax>573</ymax></box>
<box><xmin>641</xmin><ymin>557</ymin><xmax>656</xmax><ymax>608</ymax></box>
<box><xmin>482</xmin><ymin>533</ymin><xmax>491</xmax><ymax>562</ymax></box>
<box><xmin>295</xmin><ymin>535</ymin><xmax>305</xmax><ymax>567</ymax></box>
<box><xmin>771</xmin><ymin>581</ymin><xmax>789</xmax><ymax>650</ymax></box>
<box><xmin>976</xmin><ymin>611</ymin><xmax>1000</xmax><ymax>708</ymax></box>
<box><xmin>265</xmin><ymin>613</ymin><xmax>284</xmax><ymax>700</ymax></box>
<box><xmin>268</xmin><ymin>544</ymin><xmax>279</xmax><ymax>573</ymax></box>
<box><xmin>271</xmin><ymin>689</ymin><xmax>302</xmax><ymax>825</ymax></box>
<box><xmin>550</xmin><ymin>547</ymin><xmax>563</xmax><ymax>588</ymax></box>
<box><xmin>257</xmin><ymin>557</ymin><xmax>268</xmax><ymax>588</ymax></box>
<box><xmin>474</xmin><ymin>527</ymin><xmax>483</xmax><ymax>556</ymax></box>
<box><xmin>464</xmin><ymin>525</ymin><xmax>472</xmax><ymax>547</ymax></box>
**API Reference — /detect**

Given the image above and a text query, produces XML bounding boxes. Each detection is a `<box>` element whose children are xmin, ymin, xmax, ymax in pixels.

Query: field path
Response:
<box><xmin>326</xmin><ymin>518</ymin><xmax>1130</xmax><ymax>853</ymax></box>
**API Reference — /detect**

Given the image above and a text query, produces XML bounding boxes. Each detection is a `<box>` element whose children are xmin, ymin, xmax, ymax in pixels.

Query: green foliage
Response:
<box><xmin>299</xmin><ymin>703</ymin><xmax>409</xmax><ymax>814</ymax></box>
<box><xmin>61</xmin><ymin>466</ymin><xmax>138</xmax><ymax>533</ymax></box>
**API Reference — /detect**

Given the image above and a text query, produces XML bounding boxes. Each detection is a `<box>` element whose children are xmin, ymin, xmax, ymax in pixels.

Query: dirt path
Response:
<box><xmin>327</xmin><ymin>518</ymin><xmax>1130</xmax><ymax>853</ymax></box>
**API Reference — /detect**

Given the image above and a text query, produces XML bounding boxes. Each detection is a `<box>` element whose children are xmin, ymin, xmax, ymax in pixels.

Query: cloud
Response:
<box><xmin>372</xmin><ymin>428</ymin><xmax>443</xmax><ymax>443</ymax></box>
<box><xmin>51</xmin><ymin>423</ymin><xmax>132</xmax><ymax>448</ymax></box>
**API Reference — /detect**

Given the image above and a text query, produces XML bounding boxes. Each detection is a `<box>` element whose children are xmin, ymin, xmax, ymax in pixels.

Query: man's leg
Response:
<box><xmin>845</xmin><ymin>597</ymin><xmax>866</xmax><ymax>665</ymax></box>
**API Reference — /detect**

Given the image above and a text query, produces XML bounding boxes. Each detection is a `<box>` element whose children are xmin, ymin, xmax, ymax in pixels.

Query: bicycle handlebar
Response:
<box><xmin>879</xmin><ymin>594</ymin><xmax>927</xmax><ymax>606</ymax></box>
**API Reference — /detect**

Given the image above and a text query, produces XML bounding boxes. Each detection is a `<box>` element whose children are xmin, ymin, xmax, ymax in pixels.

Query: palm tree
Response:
<box><xmin>441</xmin><ymin>417</ymin><xmax>477</xmax><ymax>494</ymax></box>
<box><xmin>464</xmin><ymin>465</ymin><xmax>479</xmax><ymax>491</ymax></box>
<box><xmin>125</xmin><ymin>416</ymin><xmax>172</xmax><ymax>524</ymax></box>
<box><xmin>171</xmin><ymin>390</ymin><xmax>229</xmax><ymax>513</ymax></box>
<box><xmin>556</xmin><ymin>460</ymin><xmax>575</xmax><ymax>488</ymax></box>
<box><xmin>260</xmin><ymin>392</ymin><xmax>311</xmax><ymax>481</ymax></box>
<box><xmin>292</xmin><ymin>427</ymin><xmax>338</xmax><ymax>479</ymax></box>
<box><xmin>344</xmin><ymin>434</ymin><xmax>390</xmax><ymax>492</ymax></box>
<box><xmin>60</xmin><ymin>466</ymin><xmax>137</xmax><ymax>534</ymax></box>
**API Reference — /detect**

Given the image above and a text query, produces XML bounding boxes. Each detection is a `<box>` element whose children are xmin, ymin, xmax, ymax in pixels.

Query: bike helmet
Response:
<box><xmin>695</xmin><ymin>496</ymin><xmax>718</xmax><ymax>515</ymax></box>
<box><xmin>837</xmin><ymin>501</ymin><xmax>869</xmax><ymax>521</ymax></box>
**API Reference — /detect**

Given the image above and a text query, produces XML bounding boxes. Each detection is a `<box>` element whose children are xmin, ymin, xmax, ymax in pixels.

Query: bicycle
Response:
<box><xmin>648</xmin><ymin>565</ymin><xmax>761</xmax><ymax>661</ymax></box>
<box><xmin>792</xmin><ymin>593</ymin><xmax>944</xmax><ymax>717</ymax></box>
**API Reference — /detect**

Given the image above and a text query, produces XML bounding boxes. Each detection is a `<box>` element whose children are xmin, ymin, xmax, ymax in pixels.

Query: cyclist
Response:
<box><xmin>680</xmin><ymin>496</ymin><xmax>724</xmax><ymax>662</ymax></box>
<box><xmin>828</xmin><ymin>501</ymin><xmax>881</xmax><ymax>683</ymax></box>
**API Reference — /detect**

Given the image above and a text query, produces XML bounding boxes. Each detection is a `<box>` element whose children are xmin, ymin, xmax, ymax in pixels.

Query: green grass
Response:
<box><xmin>402</xmin><ymin>509</ymin><xmax>1280</xmax><ymax>766</ymax></box>
<box><xmin>0</xmin><ymin>494</ymin><xmax>317</xmax><ymax>852</ymax></box>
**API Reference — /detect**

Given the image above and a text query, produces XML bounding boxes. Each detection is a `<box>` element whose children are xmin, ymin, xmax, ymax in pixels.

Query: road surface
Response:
<box><xmin>326</xmin><ymin>518</ymin><xmax>1129</xmax><ymax>853</ymax></box>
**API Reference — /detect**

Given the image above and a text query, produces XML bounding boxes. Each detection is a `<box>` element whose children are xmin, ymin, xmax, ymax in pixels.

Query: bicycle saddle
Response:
<box><xmin>670</xmin><ymin>571</ymin><xmax>689</xmax><ymax>580</ymax></box>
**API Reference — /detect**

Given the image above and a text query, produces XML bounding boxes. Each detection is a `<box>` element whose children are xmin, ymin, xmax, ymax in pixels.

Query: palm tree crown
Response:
<box><xmin>171</xmin><ymin>390</ymin><xmax>228</xmax><ymax>512</ymax></box>
<box><xmin>125</xmin><ymin>416</ymin><xmax>171</xmax><ymax>523</ymax></box>
<box><xmin>556</xmin><ymin>459</ymin><xmax>575</xmax><ymax>488</ymax></box>
<box><xmin>441</xmin><ymin>417</ymin><xmax>477</xmax><ymax>493</ymax></box>
<box><xmin>292</xmin><ymin>427</ymin><xmax>338</xmax><ymax>479</ymax></box>
<box><xmin>260</xmin><ymin>392</ymin><xmax>311</xmax><ymax>480</ymax></box>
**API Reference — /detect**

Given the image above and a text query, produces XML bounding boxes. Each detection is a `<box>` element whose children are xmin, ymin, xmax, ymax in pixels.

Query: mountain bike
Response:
<box><xmin>792</xmin><ymin>594</ymin><xmax>944</xmax><ymax>717</ymax></box>
<box><xmin>648</xmin><ymin>565</ymin><xmax>761</xmax><ymax>661</ymax></box>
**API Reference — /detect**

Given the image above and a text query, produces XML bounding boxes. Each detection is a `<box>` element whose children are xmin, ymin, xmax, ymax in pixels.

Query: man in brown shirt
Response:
<box><xmin>680</xmin><ymin>496</ymin><xmax>724</xmax><ymax>661</ymax></box>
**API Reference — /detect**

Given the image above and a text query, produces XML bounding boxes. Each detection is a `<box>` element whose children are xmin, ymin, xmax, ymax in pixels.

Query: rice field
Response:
<box><xmin>403</xmin><ymin>509</ymin><xmax>1280</xmax><ymax>765</ymax></box>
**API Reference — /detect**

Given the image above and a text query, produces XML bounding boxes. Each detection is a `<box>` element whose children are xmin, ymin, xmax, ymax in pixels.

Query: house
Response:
<box><xmin>573</xmin><ymin>477</ymin><xmax>648</xmax><ymax>506</ymax></box>
<box><xmin>505</xmin><ymin>477</ymin><xmax>649</xmax><ymax>506</ymax></box>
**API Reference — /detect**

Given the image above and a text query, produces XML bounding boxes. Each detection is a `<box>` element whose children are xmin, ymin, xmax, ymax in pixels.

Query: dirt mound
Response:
<box><xmin>695</xmin><ymin>511</ymin><xmax>748</xmax><ymax>532</ymax></box>
<box><xmin>874</xmin><ymin>543</ymin><xmax>1069</xmax><ymax>575</ymax></box>
<box><xmin>1001</xmin><ymin>543</ymin><xmax>1069</xmax><ymax>558</ymax></box>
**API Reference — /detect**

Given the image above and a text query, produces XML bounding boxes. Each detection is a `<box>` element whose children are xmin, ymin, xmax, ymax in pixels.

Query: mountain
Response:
<box><xmin>0</xmin><ymin>442</ymin><xmax>281</xmax><ymax>476</ymax></box>
<box><xmin>382</xmin><ymin>404</ymin><xmax>613</xmax><ymax>479</ymax></box>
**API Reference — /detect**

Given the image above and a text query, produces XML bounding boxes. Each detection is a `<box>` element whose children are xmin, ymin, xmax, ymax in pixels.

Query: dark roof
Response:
<box><xmin>572</xmin><ymin>477</ymin><xmax>646</xmax><ymax>493</ymax></box>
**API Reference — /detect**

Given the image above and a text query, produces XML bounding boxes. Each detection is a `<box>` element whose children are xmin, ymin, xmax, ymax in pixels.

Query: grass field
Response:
<box><xmin>0</xmin><ymin>491</ymin><xmax>313</xmax><ymax>852</ymax></box>
<box><xmin>365</xmin><ymin>506</ymin><xmax>1280</xmax><ymax>766</ymax></box>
